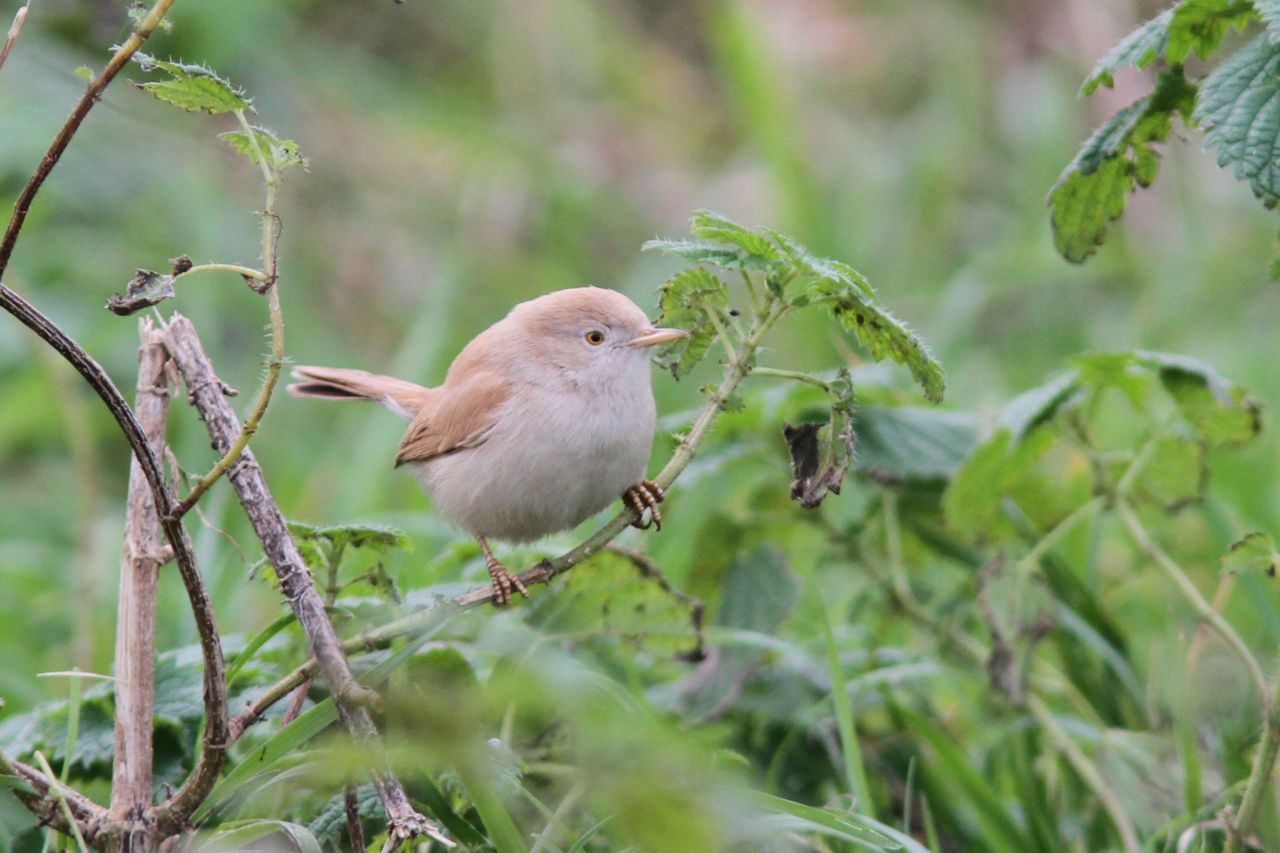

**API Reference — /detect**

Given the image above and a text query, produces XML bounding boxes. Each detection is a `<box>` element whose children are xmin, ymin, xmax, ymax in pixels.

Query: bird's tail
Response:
<box><xmin>288</xmin><ymin>366</ymin><xmax>433</xmax><ymax>419</ymax></box>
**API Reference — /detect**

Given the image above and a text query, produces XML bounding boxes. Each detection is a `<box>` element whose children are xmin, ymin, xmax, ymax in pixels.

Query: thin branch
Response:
<box><xmin>0</xmin><ymin>0</ymin><xmax>176</xmax><ymax>280</ymax></box>
<box><xmin>0</xmin><ymin>285</ymin><xmax>229</xmax><ymax>841</ymax></box>
<box><xmin>0</xmin><ymin>1</ymin><xmax>30</xmax><ymax>76</ymax></box>
<box><xmin>1027</xmin><ymin>695</ymin><xmax>1141</xmax><ymax>853</ymax></box>
<box><xmin>172</xmin><ymin>109</ymin><xmax>284</xmax><ymax>516</ymax></box>
<box><xmin>229</xmin><ymin>299</ymin><xmax>791</xmax><ymax>734</ymax></box>
<box><xmin>162</xmin><ymin>314</ymin><xmax>451</xmax><ymax>849</ymax></box>
<box><xmin>0</xmin><ymin>751</ymin><xmax>105</xmax><ymax>844</ymax></box>
<box><xmin>1116</xmin><ymin>499</ymin><xmax>1268</xmax><ymax>704</ymax></box>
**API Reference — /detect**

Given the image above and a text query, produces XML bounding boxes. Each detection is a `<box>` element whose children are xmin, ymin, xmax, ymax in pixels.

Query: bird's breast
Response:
<box><xmin>410</xmin><ymin>373</ymin><xmax>656</xmax><ymax>542</ymax></box>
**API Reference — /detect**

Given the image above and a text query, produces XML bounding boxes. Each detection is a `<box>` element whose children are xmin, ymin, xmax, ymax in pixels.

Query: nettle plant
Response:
<box><xmin>1051</xmin><ymin>0</ymin><xmax>1280</xmax><ymax>268</ymax></box>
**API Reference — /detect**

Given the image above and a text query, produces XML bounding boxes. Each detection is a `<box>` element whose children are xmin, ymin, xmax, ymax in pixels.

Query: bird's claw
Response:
<box><xmin>623</xmin><ymin>480</ymin><xmax>665</xmax><ymax>531</ymax></box>
<box><xmin>485</xmin><ymin>554</ymin><xmax>529</xmax><ymax>607</ymax></box>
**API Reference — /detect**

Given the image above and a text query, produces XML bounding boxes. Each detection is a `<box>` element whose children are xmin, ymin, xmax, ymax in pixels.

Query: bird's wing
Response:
<box><xmin>395</xmin><ymin>370</ymin><xmax>512</xmax><ymax>465</ymax></box>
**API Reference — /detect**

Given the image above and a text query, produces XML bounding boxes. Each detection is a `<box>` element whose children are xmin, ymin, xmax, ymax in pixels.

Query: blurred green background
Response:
<box><xmin>3</xmin><ymin>0</ymin><xmax>1280</xmax><ymax>849</ymax></box>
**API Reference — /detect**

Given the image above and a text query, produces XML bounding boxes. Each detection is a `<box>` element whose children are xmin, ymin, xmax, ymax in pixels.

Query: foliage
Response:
<box><xmin>1053</xmin><ymin>1</ymin><xmax>1280</xmax><ymax>270</ymax></box>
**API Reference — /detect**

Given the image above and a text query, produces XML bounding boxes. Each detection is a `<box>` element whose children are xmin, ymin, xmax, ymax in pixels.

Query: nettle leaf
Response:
<box><xmin>1081</xmin><ymin>9</ymin><xmax>1172</xmax><ymax>94</ymax></box>
<box><xmin>133</xmin><ymin>53</ymin><xmax>248</xmax><ymax>115</ymax></box>
<box><xmin>1137</xmin><ymin>351</ymin><xmax>1263</xmax><ymax>447</ymax></box>
<box><xmin>1074</xmin><ymin>352</ymin><xmax>1152</xmax><ymax>409</ymax></box>
<box><xmin>996</xmin><ymin>371</ymin><xmax>1082</xmax><ymax>438</ymax></box>
<box><xmin>801</xmin><ymin>261</ymin><xmax>945</xmax><ymax>404</ymax></box>
<box><xmin>309</xmin><ymin>784</ymin><xmax>384</xmax><ymax>846</ymax></box>
<box><xmin>854</xmin><ymin>405</ymin><xmax>978</xmax><ymax>485</ymax></box>
<box><xmin>1052</xmin><ymin>67</ymin><xmax>1197</xmax><ymax>262</ymax></box>
<box><xmin>1167</xmin><ymin>0</ymin><xmax>1255</xmax><ymax>64</ymax></box>
<box><xmin>654</xmin><ymin>267</ymin><xmax>729</xmax><ymax>378</ymax></box>
<box><xmin>1259</xmin><ymin>0</ymin><xmax>1280</xmax><ymax>43</ymax></box>
<box><xmin>641</xmin><ymin>239</ymin><xmax>753</xmax><ymax>269</ymax></box>
<box><xmin>1221</xmin><ymin>532</ymin><xmax>1280</xmax><ymax>576</ymax></box>
<box><xmin>944</xmin><ymin>424</ymin><xmax>1056</xmax><ymax>542</ymax></box>
<box><xmin>1136</xmin><ymin>435</ymin><xmax>1206</xmax><ymax>509</ymax></box>
<box><xmin>1195</xmin><ymin>33</ymin><xmax>1280</xmax><ymax>208</ymax></box>
<box><xmin>689</xmin><ymin>209</ymin><xmax>781</xmax><ymax>261</ymax></box>
<box><xmin>525</xmin><ymin>550</ymin><xmax>705</xmax><ymax>660</ymax></box>
<box><xmin>221</xmin><ymin>126</ymin><xmax>308</xmax><ymax>172</ymax></box>
<box><xmin>287</xmin><ymin>521</ymin><xmax>412</xmax><ymax>554</ymax></box>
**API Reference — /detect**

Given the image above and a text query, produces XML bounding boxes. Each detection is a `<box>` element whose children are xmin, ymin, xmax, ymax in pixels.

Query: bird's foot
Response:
<box><xmin>485</xmin><ymin>552</ymin><xmax>529</xmax><ymax>607</ymax></box>
<box><xmin>623</xmin><ymin>480</ymin><xmax>665</xmax><ymax>531</ymax></box>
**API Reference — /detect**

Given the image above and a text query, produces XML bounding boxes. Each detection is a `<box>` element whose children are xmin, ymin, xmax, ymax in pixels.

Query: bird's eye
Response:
<box><xmin>585</xmin><ymin>330</ymin><xmax>606</xmax><ymax>346</ymax></box>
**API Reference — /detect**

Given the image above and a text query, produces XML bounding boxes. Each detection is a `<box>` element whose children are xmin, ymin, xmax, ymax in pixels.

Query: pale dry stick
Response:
<box><xmin>109</xmin><ymin>320</ymin><xmax>170</xmax><ymax>840</ymax></box>
<box><xmin>1026</xmin><ymin>695</ymin><xmax>1141</xmax><ymax>853</ymax></box>
<box><xmin>229</xmin><ymin>299</ymin><xmax>790</xmax><ymax>736</ymax></box>
<box><xmin>0</xmin><ymin>287</ymin><xmax>229</xmax><ymax>842</ymax></box>
<box><xmin>0</xmin><ymin>0</ymin><xmax>175</xmax><ymax>279</ymax></box>
<box><xmin>162</xmin><ymin>315</ymin><xmax>452</xmax><ymax>850</ymax></box>
<box><xmin>0</xmin><ymin>2</ymin><xmax>30</xmax><ymax>76</ymax></box>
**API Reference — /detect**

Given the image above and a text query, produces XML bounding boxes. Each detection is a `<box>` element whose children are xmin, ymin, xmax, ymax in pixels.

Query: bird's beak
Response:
<box><xmin>629</xmin><ymin>327</ymin><xmax>690</xmax><ymax>348</ymax></box>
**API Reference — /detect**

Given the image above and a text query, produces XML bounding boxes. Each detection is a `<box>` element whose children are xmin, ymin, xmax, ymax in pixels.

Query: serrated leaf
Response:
<box><xmin>854</xmin><ymin>406</ymin><xmax>978</xmax><ymax>484</ymax></box>
<box><xmin>288</xmin><ymin>521</ymin><xmax>412</xmax><ymax>554</ymax></box>
<box><xmin>1167</xmin><ymin>0</ymin><xmax>1255</xmax><ymax>64</ymax></box>
<box><xmin>654</xmin><ymin>267</ymin><xmax>729</xmax><ymax>378</ymax></box>
<box><xmin>944</xmin><ymin>425</ymin><xmax>1056</xmax><ymax>542</ymax></box>
<box><xmin>221</xmin><ymin>127</ymin><xmax>308</xmax><ymax>172</ymax></box>
<box><xmin>996</xmin><ymin>371</ymin><xmax>1081</xmax><ymax>438</ymax></box>
<box><xmin>1081</xmin><ymin>9</ymin><xmax>1172</xmax><ymax>95</ymax></box>
<box><xmin>690</xmin><ymin>210</ymin><xmax>781</xmax><ymax>260</ymax></box>
<box><xmin>641</xmin><ymin>239</ymin><xmax>749</xmax><ymax>269</ymax></box>
<box><xmin>1136</xmin><ymin>435</ymin><xmax>1206</xmax><ymax>508</ymax></box>
<box><xmin>1052</xmin><ymin>68</ymin><xmax>1197</xmax><ymax>262</ymax></box>
<box><xmin>1221</xmin><ymin>531</ymin><xmax>1280</xmax><ymax>576</ymax></box>
<box><xmin>1195</xmin><ymin>33</ymin><xmax>1280</xmax><ymax>208</ymax></box>
<box><xmin>525</xmin><ymin>550</ymin><xmax>704</xmax><ymax>660</ymax></box>
<box><xmin>1259</xmin><ymin>0</ymin><xmax>1280</xmax><ymax>43</ymax></box>
<box><xmin>803</xmin><ymin>265</ymin><xmax>945</xmax><ymax>404</ymax></box>
<box><xmin>133</xmin><ymin>52</ymin><xmax>248</xmax><ymax>114</ymax></box>
<box><xmin>308</xmin><ymin>785</ymin><xmax>384</xmax><ymax>846</ymax></box>
<box><xmin>1138</xmin><ymin>351</ymin><xmax>1263</xmax><ymax>447</ymax></box>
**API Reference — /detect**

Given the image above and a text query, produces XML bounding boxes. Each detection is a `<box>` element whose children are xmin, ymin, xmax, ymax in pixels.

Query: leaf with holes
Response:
<box><xmin>1221</xmin><ymin>532</ymin><xmax>1280</xmax><ymax>577</ymax></box>
<box><xmin>1166</xmin><ymin>0</ymin><xmax>1255</xmax><ymax>64</ymax></box>
<box><xmin>1138</xmin><ymin>351</ymin><xmax>1263</xmax><ymax>447</ymax></box>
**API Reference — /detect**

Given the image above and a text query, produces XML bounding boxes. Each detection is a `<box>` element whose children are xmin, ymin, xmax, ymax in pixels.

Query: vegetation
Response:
<box><xmin>2</xmin><ymin>1</ymin><xmax>1280</xmax><ymax>851</ymax></box>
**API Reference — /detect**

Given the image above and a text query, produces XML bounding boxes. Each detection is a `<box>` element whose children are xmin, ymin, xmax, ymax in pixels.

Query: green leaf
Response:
<box><xmin>524</xmin><ymin>550</ymin><xmax>704</xmax><ymax>660</ymax></box>
<box><xmin>1258</xmin><ymin>0</ymin><xmax>1280</xmax><ymax>43</ymax></box>
<box><xmin>1074</xmin><ymin>352</ymin><xmax>1151</xmax><ymax>409</ymax></box>
<box><xmin>944</xmin><ymin>426</ymin><xmax>1055</xmax><ymax>541</ymax></box>
<box><xmin>132</xmin><ymin>52</ymin><xmax>249</xmax><ymax>114</ymax></box>
<box><xmin>996</xmin><ymin>372</ymin><xmax>1081</xmax><ymax>438</ymax></box>
<box><xmin>1052</xmin><ymin>68</ymin><xmax>1197</xmax><ymax>262</ymax></box>
<box><xmin>204</xmin><ymin>820</ymin><xmax>322</xmax><ymax>853</ymax></box>
<box><xmin>1081</xmin><ymin>9</ymin><xmax>1172</xmax><ymax>95</ymax></box>
<box><xmin>745</xmin><ymin>792</ymin><xmax>907</xmax><ymax>851</ymax></box>
<box><xmin>678</xmin><ymin>547</ymin><xmax>798</xmax><ymax>719</ymax></box>
<box><xmin>1195</xmin><ymin>33</ymin><xmax>1280</xmax><ymax>208</ymax></box>
<box><xmin>641</xmin><ymin>239</ymin><xmax>751</xmax><ymax>269</ymax></box>
<box><xmin>802</xmin><ymin>261</ymin><xmax>945</xmax><ymax>403</ymax></box>
<box><xmin>689</xmin><ymin>209</ymin><xmax>781</xmax><ymax>261</ymax></box>
<box><xmin>1138</xmin><ymin>351</ymin><xmax>1263</xmax><ymax>447</ymax></box>
<box><xmin>854</xmin><ymin>405</ymin><xmax>978</xmax><ymax>484</ymax></box>
<box><xmin>1221</xmin><ymin>531</ymin><xmax>1280</xmax><ymax>576</ymax></box>
<box><xmin>1167</xmin><ymin>0</ymin><xmax>1255</xmax><ymax>64</ymax></box>
<box><xmin>308</xmin><ymin>785</ymin><xmax>383</xmax><ymax>846</ymax></box>
<box><xmin>1136</xmin><ymin>435</ymin><xmax>1206</xmax><ymax>508</ymax></box>
<box><xmin>221</xmin><ymin>126</ymin><xmax>308</xmax><ymax>172</ymax></box>
<box><xmin>654</xmin><ymin>267</ymin><xmax>729</xmax><ymax>378</ymax></box>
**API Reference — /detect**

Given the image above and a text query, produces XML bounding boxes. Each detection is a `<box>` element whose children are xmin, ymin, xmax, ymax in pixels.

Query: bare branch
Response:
<box><xmin>0</xmin><ymin>0</ymin><xmax>176</xmax><ymax>279</ymax></box>
<box><xmin>0</xmin><ymin>2</ymin><xmax>30</xmax><ymax>76</ymax></box>
<box><xmin>0</xmin><ymin>752</ymin><xmax>107</xmax><ymax>845</ymax></box>
<box><xmin>109</xmin><ymin>320</ymin><xmax>170</xmax><ymax>829</ymax></box>
<box><xmin>162</xmin><ymin>314</ymin><xmax>452</xmax><ymax>848</ymax></box>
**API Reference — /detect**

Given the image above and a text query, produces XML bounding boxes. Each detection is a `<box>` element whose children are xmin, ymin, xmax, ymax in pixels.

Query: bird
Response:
<box><xmin>288</xmin><ymin>286</ymin><xmax>689</xmax><ymax>605</ymax></box>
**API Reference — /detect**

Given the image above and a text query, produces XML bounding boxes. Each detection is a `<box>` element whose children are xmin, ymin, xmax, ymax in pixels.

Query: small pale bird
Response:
<box><xmin>288</xmin><ymin>286</ymin><xmax>688</xmax><ymax>605</ymax></box>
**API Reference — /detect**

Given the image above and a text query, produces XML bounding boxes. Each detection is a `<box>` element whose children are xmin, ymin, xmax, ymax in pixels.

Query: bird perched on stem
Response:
<box><xmin>288</xmin><ymin>286</ymin><xmax>688</xmax><ymax>605</ymax></box>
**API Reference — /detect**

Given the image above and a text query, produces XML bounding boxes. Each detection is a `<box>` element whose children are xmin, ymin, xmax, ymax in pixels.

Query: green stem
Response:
<box><xmin>1226</xmin><ymin>697</ymin><xmax>1280</xmax><ymax>851</ymax></box>
<box><xmin>172</xmin><ymin>110</ymin><xmax>284</xmax><ymax>517</ymax></box>
<box><xmin>1010</xmin><ymin>495</ymin><xmax>1105</xmax><ymax>614</ymax></box>
<box><xmin>1116</xmin><ymin>499</ymin><xmax>1268</xmax><ymax>704</ymax></box>
<box><xmin>1026</xmin><ymin>696</ymin><xmax>1140</xmax><ymax>853</ymax></box>
<box><xmin>173</xmin><ymin>262</ymin><xmax>268</xmax><ymax>283</ymax></box>
<box><xmin>748</xmin><ymin>366</ymin><xmax>831</xmax><ymax>392</ymax></box>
